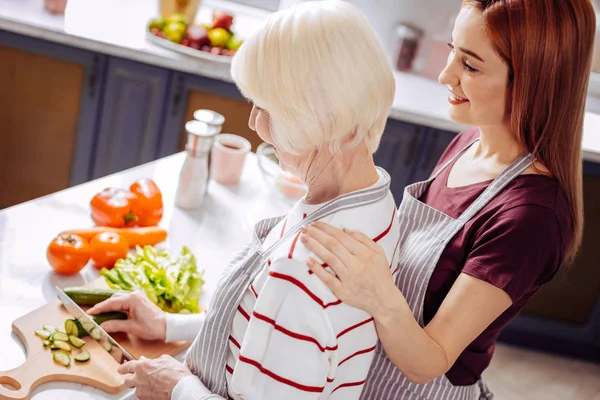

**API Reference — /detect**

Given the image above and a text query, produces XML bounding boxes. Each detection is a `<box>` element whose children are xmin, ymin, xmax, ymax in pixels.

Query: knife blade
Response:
<box><xmin>55</xmin><ymin>286</ymin><xmax>136</xmax><ymax>364</ymax></box>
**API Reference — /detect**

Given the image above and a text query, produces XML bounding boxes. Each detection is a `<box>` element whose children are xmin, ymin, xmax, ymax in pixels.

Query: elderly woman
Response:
<box><xmin>88</xmin><ymin>1</ymin><xmax>400</xmax><ymax>399</ymax></box>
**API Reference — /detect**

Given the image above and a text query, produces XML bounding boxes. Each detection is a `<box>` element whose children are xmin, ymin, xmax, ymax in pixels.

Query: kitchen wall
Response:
<box><xmin>345</xmin><ymin>0</ymin><xmax>461</xmax><ymax>72</ymax></box>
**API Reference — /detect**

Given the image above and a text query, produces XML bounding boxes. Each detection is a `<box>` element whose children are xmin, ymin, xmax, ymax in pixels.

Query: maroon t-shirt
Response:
<box><xmin>420</xmin><ymin>129</ymin><xmax>573</xmax><ymax>386</ymax></box>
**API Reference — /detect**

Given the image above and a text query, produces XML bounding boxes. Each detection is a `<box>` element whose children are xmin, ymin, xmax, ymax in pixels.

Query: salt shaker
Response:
<box><xmin>174</xmin><ymin>120</ymin><xmax>220</xmax><ymax>210</ymax></box>
<box><xmin>194</xmin><ymin>109</ymin><xmax>225</xmax><ymax>129</ymax></box>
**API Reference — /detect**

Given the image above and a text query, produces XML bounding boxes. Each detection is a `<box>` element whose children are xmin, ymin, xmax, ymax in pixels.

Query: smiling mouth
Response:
<box><xmin>450</xmin><ymin>93</ymin><xmax>467</xmax><ymax>101</ymax></box>
<box><xmin>447</xmin><ymin>91</ymin><xmax>469</xmax><ymax>105</ymax></box>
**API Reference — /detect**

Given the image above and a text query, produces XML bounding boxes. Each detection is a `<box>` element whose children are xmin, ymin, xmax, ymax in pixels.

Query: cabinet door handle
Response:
<box><xmin>171</xmin><ymin>75</ymin><xmax>184</xmax><ymax>116</ymax></box>
<box><xmin>88</xmin><ymin>55</ymin><xmax>101</xmax><ymax>98</ymax></box>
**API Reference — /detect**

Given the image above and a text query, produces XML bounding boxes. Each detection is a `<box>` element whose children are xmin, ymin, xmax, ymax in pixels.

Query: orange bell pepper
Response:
<box><xmin>90</xmin><ymin>188</ymin><xmax>139</xmax><ymax>228</ymax></box>
<box><xmin>129</xmin><ymin>179</ymin><xmax>163</xmax><ymax>227</ymax></box>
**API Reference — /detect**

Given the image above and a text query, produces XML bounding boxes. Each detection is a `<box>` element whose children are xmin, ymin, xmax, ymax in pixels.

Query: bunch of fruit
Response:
<box><xmin>149</xmin><ymin>11</ymin><xmax>243</xmax><ymax>57</ymax></box>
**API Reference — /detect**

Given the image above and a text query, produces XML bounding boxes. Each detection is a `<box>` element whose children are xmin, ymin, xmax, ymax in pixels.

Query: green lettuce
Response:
<box><xmin>100</xmin><ymin>246</ymin><xmax>204</xmax><ymax>314</ymax></box>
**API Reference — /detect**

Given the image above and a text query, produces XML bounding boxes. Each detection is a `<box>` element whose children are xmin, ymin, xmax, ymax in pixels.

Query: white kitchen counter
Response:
<box><xmin>0</xmin><ymin>152</ymin><xmax>297</xmax><ymax>399</ymax></box>
<box><xmin>1</xmin><ymin>0</ymin><xmax>600</xmax><ymax>162</ymax></box>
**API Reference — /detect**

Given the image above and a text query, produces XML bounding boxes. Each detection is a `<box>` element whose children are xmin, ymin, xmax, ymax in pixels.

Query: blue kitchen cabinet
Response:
<box><xmin>409</xmin><ymin>127</ymin><xmax>456</xmax><ymax>183</ymax></box>
<box><xmin>90</xmin><ymin>58</ymin><xmax>172</xmax><ymax>179</ymax></box>
<box><xmin>0</xmin><ymin>30</ymin><xmax>104</xmax><ymax>208</ymax></box>
<box><xmin>500</xmin><ymin>161</ymin><xmax>600</xmax><ymax>362</ymax></box>
<box><xmin>158</xmin><ymin>72</ymin><xmax>258</xmax><ymax>159</ymax></box>
<box><xmin>374</xmin><ymin>120</ymin><xmax>430</xmax><ymax>204</ymax></box>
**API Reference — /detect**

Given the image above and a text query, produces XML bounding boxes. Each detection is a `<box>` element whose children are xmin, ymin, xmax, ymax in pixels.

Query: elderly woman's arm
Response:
<box><xmin>88</xmin><ymin>292</ymin><xmax>205</xmax><ymax>343</ymax></box>
<box><xmin>170</xmin><ymin>375</ymin><xmax>225</xmax><ymax>400</ymax></box>
<box><xmin>117</xmin><ymin>354</ymin><xmax>226</xmax><ymax>400</ymax></box>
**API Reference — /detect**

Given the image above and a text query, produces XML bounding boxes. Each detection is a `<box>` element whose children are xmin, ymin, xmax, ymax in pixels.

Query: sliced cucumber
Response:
<box><xmin>74</xmin><ymin>349</ymin><xmax>91</xmax><ymax>363</ymax></box>
<box><xmin>52</xmin><ymin>332</ymin><xmax>69</xmax><ymax>342</ymax></box>
<box><xmin>43</xmin><ymin>340</ymin><xmax>51</xmax><ymax>347</ymax></box>
<box><xmin>65</xmin><ymin>319</ymin><xmax>77</xmax><ymax>336</ymax></box>
<box><xmin>43</xmin><ymin>325</ymin><xmax>59</xmax><ymax>333</ymax></box>
<box><xmin>89</xmin><ymin>327</ymin><xmax>102</xmax><ymax>341</ymax></box>
<box><xmin>53</xmin><ymin>351</ymin><xmax>71</xmax><ymax>367</ymax></box>
<box><xmin>69</xmin><ymin>335</ymin><xmax>86</xmax><ymax>348</ymax></box>
<box><xmin>52</xmin><ymin>340</ymin><xmax>72</xmax><ymax>352</ymax></box>
<box><xmin>35</xmin><ymin>330</ymin><xmax>52</xmax><ymax>340</ymax></box>
<box><xmin>101</xmin><ymin>340</ymin><xmax>112</xmax><ymax>352</ymax></box>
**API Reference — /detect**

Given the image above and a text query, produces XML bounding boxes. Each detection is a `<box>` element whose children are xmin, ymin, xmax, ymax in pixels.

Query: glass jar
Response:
<box><xmin>394</xmin><ymin>24</ymin><xmax>423</xmax><ymax>72</ymax></box>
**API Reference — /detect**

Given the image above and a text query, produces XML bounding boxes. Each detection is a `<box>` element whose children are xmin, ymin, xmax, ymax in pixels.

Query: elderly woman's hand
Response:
<box><xmin>118</xmin><ymin>355</ymin><xmax>193</xmax><ymax>400</ymax></box>
<box><xmin>87</xmin><ymin>291</ymin><xmax>166</xmax><ymax>341</ymax></box>
<box><xmin>300</xmin><ymin>221</ymin><xmax>399</xmax><ymax>317</ymax></box>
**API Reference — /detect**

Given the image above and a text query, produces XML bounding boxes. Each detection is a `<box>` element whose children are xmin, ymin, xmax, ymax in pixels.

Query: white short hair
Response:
<box><xmin>231</xmin><ymin>0</ymin><xmax>395</xmax><ymax>155</ymax></box>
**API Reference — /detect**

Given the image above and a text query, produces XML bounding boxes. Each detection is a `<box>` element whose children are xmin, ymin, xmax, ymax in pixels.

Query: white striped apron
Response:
<box><xmin>185</xmin><ymin>169</ymin><xmax>393</xmax><ymax>398</ymax></box>
<box><xmin>360</xmin><ymin>139</ymin><xmax>532</xmax><ymax>400</ymax></box>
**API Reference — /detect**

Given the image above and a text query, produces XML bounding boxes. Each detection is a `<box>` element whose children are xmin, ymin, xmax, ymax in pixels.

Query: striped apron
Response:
<box><xmin>185</xmin><ymin>168</ymin><xmax>393</xmax><ymax>398</ymax></box>
<box><xmin>360</xmin><ymin>140</ymin><xmax>532</xmax><ymax>400</ymax></box>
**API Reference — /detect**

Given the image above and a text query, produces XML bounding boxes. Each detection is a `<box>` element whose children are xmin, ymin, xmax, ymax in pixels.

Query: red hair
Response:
<box><xmin>463</xmin><ymin>0</ymin><xmax>596</xmax><ymax>263</ymax></box>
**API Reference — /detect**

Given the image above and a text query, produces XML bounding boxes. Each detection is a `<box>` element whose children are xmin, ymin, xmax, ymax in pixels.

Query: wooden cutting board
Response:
<box><xmin>0</xmin><ymin>278</ymin><xmax>192</xmax><ymax>400</ymax></box>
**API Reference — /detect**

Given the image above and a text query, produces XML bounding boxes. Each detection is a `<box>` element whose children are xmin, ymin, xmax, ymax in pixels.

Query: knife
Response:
<box><xmin>55</xmin><ymin>286</ymin><xmax>136</xmax><ymax>364</ymax></box>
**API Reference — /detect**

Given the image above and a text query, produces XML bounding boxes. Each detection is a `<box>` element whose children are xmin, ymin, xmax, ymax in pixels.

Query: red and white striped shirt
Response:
<box><xmin>225</xmin><ymin>183</ymin><xmax>400</xmax><ymax>399</ymax></box>
<box><xmin>170</xmin><ymin>175</ymin><xmax>400</xmax><ymax>400</ymax></box>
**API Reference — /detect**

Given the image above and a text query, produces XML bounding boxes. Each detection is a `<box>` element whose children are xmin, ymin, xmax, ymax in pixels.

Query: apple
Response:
<box><xmin>163</xmin><ymin>22</ymin><xmax>185</xmax><ymax>43</ymax></box>
<box><xmin>212</xmin><ymin>11</ymin><xmax>234</xmax><ymax>31</ymax></box>
<box><xmin>226</xmin><ymin>35</ymin><xmax>243</xmax><ymax>51</ymax></box>
<box><xmin>208</xmin><ymin>28</ymin><xmax>231</xmax><ymax>48</ymax></box>
<box><xmin>186</xmin><ymin>25</ymin><xmax>210</xmax><ymax>48</ymax></box>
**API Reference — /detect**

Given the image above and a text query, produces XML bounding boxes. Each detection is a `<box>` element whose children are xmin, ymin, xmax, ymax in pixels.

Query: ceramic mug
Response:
<box><xmin>210</xmin><ymin>134</ymin><xmax>252</xmax><ymax>185</ymax></box>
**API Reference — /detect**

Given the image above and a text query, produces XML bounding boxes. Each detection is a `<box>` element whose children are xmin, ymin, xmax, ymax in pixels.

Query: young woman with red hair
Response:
<box><xmin>301</xmin><ymin>0</ymin><xmax>596</xmax><ymax>398</ymax></box>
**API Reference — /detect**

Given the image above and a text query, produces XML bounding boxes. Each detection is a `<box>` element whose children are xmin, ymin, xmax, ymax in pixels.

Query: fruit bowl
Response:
<box><xmin>257</xmin><ymin>143</ymin><xmax>308</xmax><ymax>198</ymax></box>
<box><xmin>146</xmin><ymin>11</ymin><xmax>243</xmax><ymax>63</ymax></box>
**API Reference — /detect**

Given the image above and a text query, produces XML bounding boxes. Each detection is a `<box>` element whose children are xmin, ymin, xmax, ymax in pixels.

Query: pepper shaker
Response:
<box><xmin>174</xmin><ymin>120</ymin><xmax>220</xmax><ymax>210</ymax></box>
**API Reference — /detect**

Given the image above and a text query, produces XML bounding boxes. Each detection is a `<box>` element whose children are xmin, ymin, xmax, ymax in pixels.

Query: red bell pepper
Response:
<box><xmin>90</xmin><ymin>188</ymin><xmax>139</xmax><ymax>228</ymax></box>
<box><xmin>129</xmin><ymin>179</ymin><xmax>163</xmax><ymax>227</ymax></box>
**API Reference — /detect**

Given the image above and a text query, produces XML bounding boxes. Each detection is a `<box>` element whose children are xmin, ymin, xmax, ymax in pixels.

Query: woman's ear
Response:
<box><xmin>248</xmin><ymin>104</ymin><xmax>259</xmax><ymax>131</ymax></box>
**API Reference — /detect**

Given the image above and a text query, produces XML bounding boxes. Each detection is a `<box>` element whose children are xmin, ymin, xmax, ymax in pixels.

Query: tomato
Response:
<box><xmin>47</xmin><ymin>234</ymin><xmax>91</xmax><ymax>275</ymax></box>
<box><xmin>90</xmin><ymin>232</ymin><xmax>129</xmax><ymax>269</ymax></box>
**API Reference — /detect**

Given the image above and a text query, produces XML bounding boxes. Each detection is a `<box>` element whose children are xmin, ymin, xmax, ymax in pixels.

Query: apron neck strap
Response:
<box><xmin>261</xmin><ymin>167</ymin><xmax>392</xmax><ymax>260</ymax></box>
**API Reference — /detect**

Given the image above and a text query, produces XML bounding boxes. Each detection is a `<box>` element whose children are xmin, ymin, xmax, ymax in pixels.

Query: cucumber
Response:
<box><xmin>74</xmin><ymin>349</ymin><xmax>91</xmax><ymax>363</ymax></box>
<box><xmin>43</xmin><ymin>325</ymin><xmax>59</xmax><ymax>333</ymax></box>
<box><xmin>65</xmin><ymin>319</ymin><xmax>82</xmax><ymax>337</ymax></box>
<box><xmin>43</xmin><ymin>340</ymin><xmax>51</xmax><ymax>347</ymax></box>
<box><xmin>52</xmin><ymin>340</ymin><xmax>72</xmax><ymax>352</ymax></box>
<box><xmin>101</xmin><ymin>340</ymin><xmax>112</xmax><ymax>352</ymax></box>
<box><xmin>89</xmin><ymin>327</ymin><xmax>102</xmax><ymax>341</ymax></box>
<box><xmin>69</xmin><ymin>335</ymin><xmax>86</xmax><ymax>348</ymax></box>
<box><xmin>52</xmin><ymin>332</ymin><xmax>69</xmax><ymax>342</ymax></box>
<box><xmin>63</xmin><ymin>287</ymin><xmax>128</xmax><ymax>306</ymax></box>
<box><xmin>92</xmin><ymin>312</ymin><xmax>127</xmax><ymax>325</ymax></box>
<box><xmin>35</xmin><ymin>330</ymin><xmax>52</xmax><ymax>340</ymax></box>
<box><xmin>53</xmin><ymin>351</ymin><xmax>71</xmax><ymax>367</ymax></box>
<box><xmin>64</xmin><ymin>312</ymin><xmax>126</xmax><ymax>338</ymax></box>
